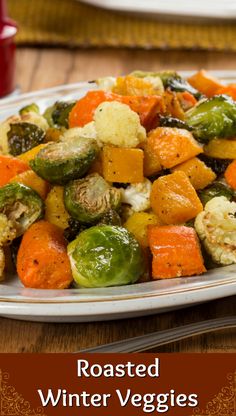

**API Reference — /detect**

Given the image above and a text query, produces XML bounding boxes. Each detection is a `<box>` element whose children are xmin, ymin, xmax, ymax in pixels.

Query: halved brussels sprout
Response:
<box><xmin>64</xmin><ymin>173</ymin><xmax>121</xmax><ymax>223</ymax></box>
<box><xmin>43</xmin><ymin>101</ymin><xmax>76</xmax><ymax>128</ymax></box>
<box><xmin>68</xmin><ymin>225</ymin><xmax>144</xmax><ymax>287</ymax></box>
<box><xmin>30</xmin><ymin>137</ymin><xmax>99</xmax><ymax>185</ymax></box>
<box><xmin>7</xmin><ymin>122</ymin><xmax>46</xmax><ymax>156</ymax></box>
<box><xmin>19</xmin><ymin>103</ymin><xmax>40</xmax><ymax>116</ymax></box>
<box><xmin>198</xmin><ymin>182</ymin><xmax>234</xmax><ymax>206</ymax></box>
<box><xmin>0</xmin><ymin>183</ymin><xmax>44</xmax><ymax>237</ymax></box>
<box><xmin>186</xmin><ymin>95</ymin><xmax>236</xmax><ymax>143</ymax></box>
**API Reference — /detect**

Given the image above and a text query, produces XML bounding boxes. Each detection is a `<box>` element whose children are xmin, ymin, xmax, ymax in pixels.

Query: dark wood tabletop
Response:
<box><xmin>0</xmin><ymin>47</ymin><xmax>235</xmax><ymax>353</ymax></box>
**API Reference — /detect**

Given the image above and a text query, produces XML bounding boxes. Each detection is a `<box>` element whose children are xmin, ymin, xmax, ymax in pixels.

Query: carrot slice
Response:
<box><xmin>0</xmin><ymin>155</ymin><xmax>29</xmax><ymax>187</ymax></box>
<box><xmin>216</xmin><ymin>84</ymin><xmax>236</xmax><ymax>101</ymax></box>
<box><xmin>225</xmin><ymin>159</ymin><xmax>236</xmax><ymax>190</ymax></box>
<box><xmin>68</xmin><ymin>90</ymin><xmax>165</xmax><ymax>130</ymax></box>
<box><xmin>17</xmin><ymin>220</ymin><xmax>73</xmax><ymax>289</ymax></box>
<box><xmin>148</xmin><ymin>225</ymin><xmax>206</xmax><ymax>279</ymax></box>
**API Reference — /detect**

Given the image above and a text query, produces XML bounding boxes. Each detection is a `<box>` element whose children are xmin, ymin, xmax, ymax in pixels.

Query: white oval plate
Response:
<box><xmin>0</xmin><ymin>71</ymin><xmax>236</xmax><ymax>322</ymax></box>
<box><xmin>79</xmin><ymin>0</ymin><xmax>236</xmax><ymax>21</ymax></box>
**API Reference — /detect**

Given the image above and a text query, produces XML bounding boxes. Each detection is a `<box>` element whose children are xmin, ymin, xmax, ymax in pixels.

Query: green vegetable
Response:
<box><xmin>0</xmin><ymin>183</ymin><xmax>44</xmax><ymax>237</ymax></box>
<box><xmin>198</xmin><ymin>182</ymin><xmax>234</xmax><ymax>206</ymax></box>
<box><xmin>132</xmin><ymin>70</ymin><xmax>201</xmax><ymax>99</ymax></box>
<box><xmin>68</xmin><ymin>225</ymin><xmax>144</xmax><ymax>287</ymax></box>
<box><xmin>19</xmin><ymin>103</ymin><xmax>40</xmax><ymax>116</ymax></box>
<box><xmin>64</xmin><ymin>173</ymin><xmax>121</xmax><ymax>223</ymax></box>
<box><xmin>64</xmin><ymin>218</ymin><xmax>88</xmax><ymax>242</ymax></box>
<box><xmin>159</xmin><ymin>115</ymin><xmax>191</xmax><ymax>130</ymax></box>
<box><xmin>30</xmin><ymin>137</ymin><xmax>99</xmax><ymax>185</ymax></box>
<box><xmin>198</xmin><ymin>155</ymin><xmax>232</xmax><ymax>175</ymax></box>
<box><xmin>43</xmin><ymin>101</ymin><xmax>76</xmax><ymax>128</ymax></box>
<box><xmin>186</xmin><ymin>95</ymin><xmax>236</xmax><ymax>143</ymax></box>
<box><xmin>7</xmin><ymin>122</ymin><xmax>46</xmax><ymax>156</ymax></box>
<box><xmin>98</xmin><ymin>209</ymin><xmax>121</xmax><ymax>226</ymax></box>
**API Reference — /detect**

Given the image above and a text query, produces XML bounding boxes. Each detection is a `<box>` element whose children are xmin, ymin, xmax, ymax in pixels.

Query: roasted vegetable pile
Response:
<box><xmin>1</xmin><ymin>69</ymin><xmax>236</xmax><ymax>289</ymax></box>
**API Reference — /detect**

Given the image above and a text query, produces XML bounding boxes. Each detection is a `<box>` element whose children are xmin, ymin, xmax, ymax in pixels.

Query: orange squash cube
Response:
<box><xmin>188</xmin><ymin>70</ymin><xmax>224</xmax><ymax>98</ymax></box>
<box><xmin>140</xmin><ymin>141</ymin><xmax>162</xmax><ymax>177</ymax></box>
<box><xmin>147</xmin><ymin>127</ymin><xmax>202</xmax><ymax>169</ymax></box>
<box><xmin>102</xmin><ymin>146</ymin><xmax>144</xmax><ymax>183</ymax></box>
<box><xmin>148</xmin><ymin>225</ymin><xmax>206</xmax><ymax>279</ymax></box>
<box><xmin>150</xmin><ymin>171</ymin><xmax>203</xmax><ymax>224</ymax></box>
<box><xmin>172</xmin><ymin>157</ymin><xmax>216</xmax><ymax>190</ymax></box>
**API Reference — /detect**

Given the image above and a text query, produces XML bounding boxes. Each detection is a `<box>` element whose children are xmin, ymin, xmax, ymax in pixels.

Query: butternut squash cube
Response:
<box><xmin>188</xmin><ymin>70</ymin><xmax>224</xmax><ymax>98</ymax></box>
<box><xmin>204</xmin><ymin>139</ymin><xmax>236</xmax><ymax>159</ymax></box>
<box><xmin>102</xmin><ymin>146</ymin><xmax>144</xmax><ymax>183</ymax></box>
<box><xmin>140</xmin><ymin>141</ymin><xmax>162</xmax><ymax>177</ymax></box>
<box><xmin>172</xmin><ymin>157</ymin><xmax>216</xmax><ymax>190</ymax></box>
<box><xmin>147</xmin><ymin>127</ymin><xmax>202</xmax><ymax>169</ymax></box>
<box><xmin>124</xmin><ymin>212</ymin><xmax>162</xmax><ymax>248</ymax></box>
<box><xmin>150</xmin><ymin>171</ymin><xmax>203</xmax><ymax>224</ymax></box>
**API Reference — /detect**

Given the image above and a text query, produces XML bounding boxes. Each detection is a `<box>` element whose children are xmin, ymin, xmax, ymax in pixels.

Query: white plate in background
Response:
<box><xmin>0</xmin><ymin>71</ymin><xmax>236</xmax><ymax>322</ymax></box>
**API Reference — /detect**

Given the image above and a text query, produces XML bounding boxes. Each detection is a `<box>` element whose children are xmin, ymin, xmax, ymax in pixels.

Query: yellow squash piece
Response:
<box><xmin>147</xmin><ymin>127</ymin><xmax>203</xmax><ymax>169</ymax></box>
<box><xmin>204</xmin><ymin>139</ymin><xmax>236</xmax><ymax>159</ymax></box>
<box><xmin>124</xmin><ymin>212</ymin><xmax>162</xmax><ymax>248</ymax></box>
<box><xmin>150</xmin><ymin>171</ymin><xmax>203</xmax><ymax>224</ymax></box>
<box><xmin>18</xmin><ymin>143</ymin><xmax>48</xmax><ymax>163</ymax></box>
<box><xmin>172</xmin><ymin>157</ymin><xmax>216</xmax><ymax>190</ymax></box>
<box><xmin>112</xmin><ymin>75</ymin><xmax>156</xmax><ymax>96</ymax></box>
<box><xmin>45</xmin><ymin>186</ymin><xmax>70</xmax><ymax>230</ymax></box>
<box><xmin>10</xmin><ymin>170</ymin><xmax>50</xmax><ymax>199</ymax></box>
<box><xmin>102</xmin><ymin>145</ymin><xmax>144</xmax><ymax>183</ymax></box>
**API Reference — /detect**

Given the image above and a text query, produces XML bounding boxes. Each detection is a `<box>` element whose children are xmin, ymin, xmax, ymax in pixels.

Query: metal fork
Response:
<box><xmin>79</xmin><ymin>316</ymin><xmax>236</xmax><ymax>353</ymax></box>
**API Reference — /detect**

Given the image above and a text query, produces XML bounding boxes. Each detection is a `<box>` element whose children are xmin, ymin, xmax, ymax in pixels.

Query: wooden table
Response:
<box><xmin>0</xmin><ymin>48</ymin><xmax>236</xmax><ymax>353</ymax></box>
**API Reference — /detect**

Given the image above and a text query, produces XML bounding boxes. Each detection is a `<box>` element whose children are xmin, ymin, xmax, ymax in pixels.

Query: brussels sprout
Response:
<box><xmin>67</xmin><ymin>225</ymin><xmax>144</xmax><ymax>287</ymax></box>
<box><xmin>43</xmin><ymin>101</ymin><xmax>76</xmax><ymax>128</ymax></box>
<box><xmin>98</xmin><ymin>210</ymin><xmax>121</xmax><ymax>226</ymax></box>
<box><xmin>64</xmin><ymin>173</ymin><xmax>121</xmax><ymax>223</ymax></box>
<box><xmin>198</xmin><ymin>182</ymin><xmax>234</xmax><ymax>206</ymax></box>
<box><xmin>159</xmin><ymin>115</ymin><xmax>191</xmax><ymax>130</ymax></box>
<box><xmin>64</xmin><ymin>218</ymin><xmax>88</xmax><ymax>242</ymax></box>
<box><xmin>30</xmin><ymin>137</ymin><xmax>99</xmax><ymax>185</ymax></box>
<box><xmin>7</xmin><ymin>122</ymin><xmax>46</xmax><ymax>156</ymax></box>
<box><xmin>198</xmin><ymin>155</ymin><xmax>232</xmax><ymax>175</ymax></box>
<box><xmin>132</xmin><ymin>70</ymin><xmax>201</xmax><ymax>99</ymax></box>
<box><xmin>0</xmin><ymin>183</ymin><xmax>44</xmax><ymax>237</ymax></box>
<box><xmin>19</xmin><ymin>103</ymin><xmax>40</xmax><ymax>116</ymax></box>
<box><xmin>186</xmin><ymin>95</ymin><xmax>236</xmax><ymax>143</ymax></box>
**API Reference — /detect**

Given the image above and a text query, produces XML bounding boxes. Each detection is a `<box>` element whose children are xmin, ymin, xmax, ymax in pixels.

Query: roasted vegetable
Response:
<box><xmin>0</xmin><ymin>213</ymin><xmax>16</xmax><ymax>246</ymax></box>
<box><xmin>30</xmin><ymin>137</ymin><xmax>99</xmax><ymax>185</ymax></box>
<box><xmin>186</xmin><ymin>95</ymin><xmax>236</xmax><ymax>143</ymax></box>
<box><xmin>172</xmin><ymin>157</ymin><xmax>216</xmax><ymax>190</ymax></box>
<box><xmin>98</xmin><ymin>210</ymin><xmax>121</xmax><ymax>226</ymax></box>
<box><xmin>7</xmin><ymin>122</ymin><xmax>46</xmax><ymax>156</ymax></box>
<box><xmin>198</xmin><ymin>154</ymin><xmax>232</xmax><ymax>175</ymax></box>
<box><xmin>102</xmin><ymin>146</ymin><xmax>144</xmax><ymax>184</ymax></box>
<box><xmin>225</xmin><ymin>160</ymin><xmax>236</xmax><ymax>190</ymax></box>
<box><xmin>67</xmin><ymin>225</ymin><xmax>144</xmax><ymax>287</ymax></box>
<box><xmin>187</xmin><ymin>70</ymin><xmax>224</xmax><ymax>98</ymax></box>
<box><xmin>64</xmin><ymin>173</ymin><xmax>121</xmax><ymax>223</ymax></box>
<box><xmin>0</xmin><ymin>183</ymin><xmax>44</xmax><ymax>237</ymax></box>
<box><xmin>148</xmin><ymin>225</ymin><xmax>206</xmax><ymax>279</ymax></box>
<box><xmin>64</xmin><ymin>218</ymin><xmax>88</xmax><ymax>242</ymax></box>
<box><xmin>203</xmin><ymin>139</ymin><xmax>236</xmax><ymax>159</ymax></box>
<box><xmin>159</xmin><ymin>115</ymin><xmax>191</xmax><ymax>130</ymax></box>
<box><xmin>10</xmin><ymin>170</ymin><xmax>50</xmax><ymax>200</ymax></box>
<box><xmin>146</xmin><ymin>127</ymin><xmax>202</xmax><ymax>169</ymax></box>
<box><xmin>120</xmin><ymin>179</ymin><xmax>152</xmax><ymax>212</ymax></box>
<box><xmin>0</xmin><ymin>248</ymin><xmax>5</xmax><ymax>281</ymax></box>
<box><xmin>124</xmin><ymin>212</ymin><xmax>162</xmax><ymax>248</ymax></box>
<box><xmin>94</xmin><ymin>101</ymin><xmax>146</xmax><ymax>148</ymax></box>
<box><xmin>195</xmin><ymin>197</ymin><xmax>236</xmax><ymax>265</ymax></box>
<box><xmin>45</xmin><ymin>186</ymin><xmax>70</xmax><ymax>229</ymax></box>
<box><xmin>18</xmin><ymin>143</ymin><xmax>48</xmax><ymax>164</ymax></box>
<box><xmin>17</xmin><ymin>220</ymin><xmax>73</xmax><ymax>289</ymax></box>
<box><xmin>0</xmin><ymin>155</ymin><xmax>29</xmax><ymax>187</ymax></box>
<box><xmin>150</xmin><ymin>171</ymin><xmax>203</xmax><ymax>224</ymax></box>
<box><xmin>198</xmin><ymin>182</ymin><xmax>234</xmax><ymax>206</ymax></box>
<box><xmin>19</xmin><ymin>103</ymin><xmax>40</xmax><ymax>115</ymax></box>
<box><xmin>43</xmin><ymin>101</ymin><xmax>76</xmax><ymax>128</ymax></box>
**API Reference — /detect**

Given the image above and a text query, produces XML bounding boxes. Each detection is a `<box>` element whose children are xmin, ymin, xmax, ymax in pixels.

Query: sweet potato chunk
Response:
<box><xmin>150</xmin><ymin>171</ymin><xmax>203</xmax><ymax>224</ymax></box>
<box><xmin>102</xmin><ymin>145</ymin><xmax>144</xmax><ymax>183</ymax></box>
<box><xmin>188</xmin><ymin>70</ymin><xmax>224</xmax><ymax>97</ymax></box>
<box><xmin>172</xmin><ymin>157</ymin><xmax>216</xmax><ymax>190</ymax></box>
<box><xmin>148</xmin><ymin>225</ymin><xmax>206</xmax><ymax>279</ymax></box>
<box><xmin>147</xmin><ymin>127</ymin><xmax>202</xmax><ymax>169</ymax></box>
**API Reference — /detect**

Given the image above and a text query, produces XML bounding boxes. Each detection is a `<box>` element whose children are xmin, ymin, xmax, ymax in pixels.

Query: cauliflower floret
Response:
<box><xmin>0</xmin><ymin>213</ymin><xmax>17</xmax><ymax>246</ymax></box>
<box><xmin>96</xmin><ymin>77</ymin><xmax>116</xmax><ymax>91</ymax></box>
<box><xmin>120</xmin><ymin>179</ymin><xmax>152</xmax><ymax>212</ymax></box>
<box><xmin>61</xmin><ymin>122</ymin><xmax>97</xmax><ymax>141</ymax></box>
<box><xmin>94</xmin><ymin>101</ymin><xmax>146</xmax><ymax>148</ymax></box>
<box><xmin>195</xmin><ymin>196</ymin><xmax>236</xmax><ymax>265</ymax></box>
<box><xmin>0</xmin><ymin>248</ymin><xmax>5</xmax><ymax>281</ymax></box>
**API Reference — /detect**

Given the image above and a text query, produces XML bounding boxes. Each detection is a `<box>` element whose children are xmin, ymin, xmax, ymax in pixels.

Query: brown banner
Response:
<box><xmin>0</xmin><ymin>354</ymin><xmax>235</xmax><ymax>415</ymax></box>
